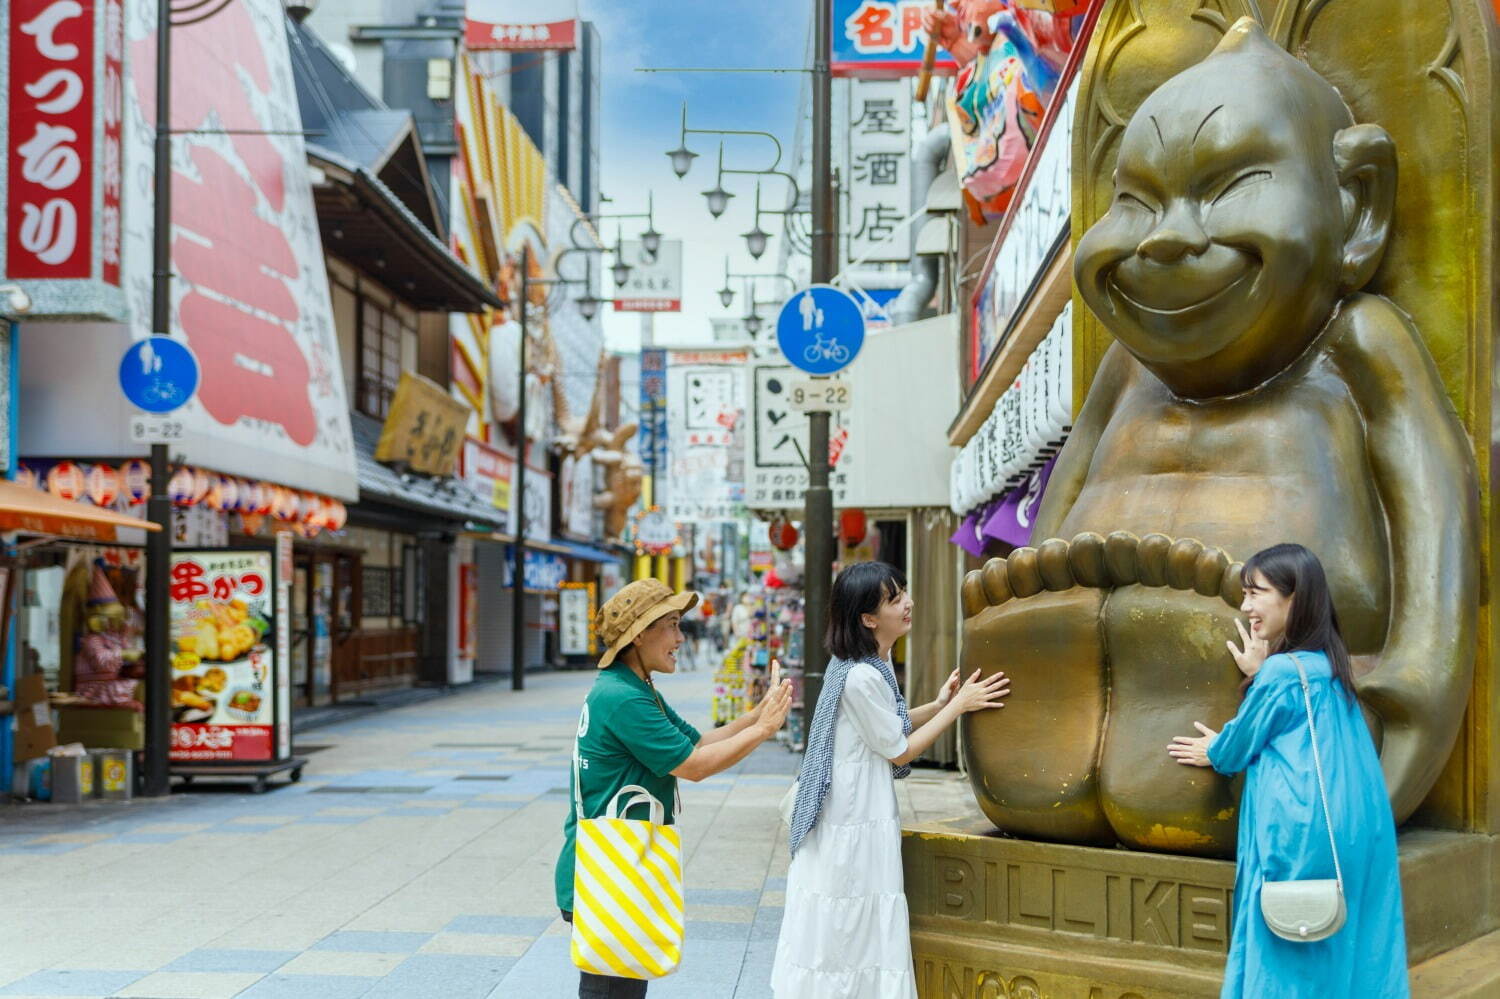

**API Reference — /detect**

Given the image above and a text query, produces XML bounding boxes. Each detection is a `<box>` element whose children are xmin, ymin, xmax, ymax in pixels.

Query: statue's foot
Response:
<box><xmin>1097</xmin><ymin>535</ymin><xmax>1245</xmax><ymax>857</ymax></box>
<box><xmin>961</xmin><ymin>533</ymin><xmax>1245</xmax><ymax>855</ymax></box>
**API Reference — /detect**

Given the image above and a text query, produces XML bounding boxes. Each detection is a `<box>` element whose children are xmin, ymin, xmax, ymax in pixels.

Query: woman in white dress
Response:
<box><xmin>772</xmin><ymin>562</ymin><xmax>1010</xmax><ymax>998</ymax></box>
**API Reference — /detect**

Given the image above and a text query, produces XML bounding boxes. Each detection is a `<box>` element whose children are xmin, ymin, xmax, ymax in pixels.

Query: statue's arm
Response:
<box><xmin>1030</xmin><ymin>342</ymin><xmax>1132</xmax><ymax>540</ymax></box>
<box><xmin>1332</xmin><ymin>297</ymin><xmax>1480</xmax><ymax>822</ymax></box>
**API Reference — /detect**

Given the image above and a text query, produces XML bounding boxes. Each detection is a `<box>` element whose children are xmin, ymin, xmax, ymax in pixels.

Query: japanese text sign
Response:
<box><xmin>169</xmin><ymin>549</ymin><xmax>281</xmax><ymax>763</ymax></box>
<box><xmin>834</xmin><ymin>0</ymin><xmax>959</xmax><ymax>78</ymax></box>
<box><xmin>847</xmin><ymin>78</ymin><xmax>912</xmax><ymax>264</ymax></box>
<box><xmin>465</xmin><ymin>0</ymin><xmax>577</xmax><ymax>50</ymax></box>
<box><xmin>666</xmin><ymin>352</ymin><xmax>747</xmax><ymax>523</ymax></box>
<box><xmin>2</xmin><ymin>0</ymin><xmax>127</xmax><ymax>319</ymax></box>
<box><xmin>747</xmin><ymin>364</ymin><xmax>852</xmax><ymax>511</ymax></box>
<box><xmin>639</xmin><ymin>348</ymin><xmax>669</xmax><ymax>475</ymax></box>
<box><xmin>375</xmin><ymin>372</ymin><xmax>472</xmax><ymax>477</ymax></box>
<box><xmin>558</xmin><ymin>581</ymin><xmax>595</xmax><ymax>657</ymax></box>
<box><xmin>612</xmin><ymin>240</ymin><xmax>683</xmax><ymax>312</ymax></box>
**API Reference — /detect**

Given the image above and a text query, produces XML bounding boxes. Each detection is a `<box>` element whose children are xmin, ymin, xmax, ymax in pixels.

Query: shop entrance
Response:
<box><xmin>291</xmin><ymin>548</ymin><xmax>360</xmax><ymax>707</ymax></box>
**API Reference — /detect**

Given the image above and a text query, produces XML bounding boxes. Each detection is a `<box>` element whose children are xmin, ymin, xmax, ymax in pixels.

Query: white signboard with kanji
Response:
<box><xmin>665</xmin><ymin>351</ymin><xmax>746</xmax><ymax>522</ymax></box>
<box><xmin>613</xmin><ymin>240</ymin><xmax>683</xmax><ymax>312</ymax></box>
<box><xmin>747</xmin><ymin>364</ymin><xmax>852</xmax><ymax>511</ymax></box>
<box><xmin>846</xmin><ymin>78</ymin><xmax>911</xmax><ymax>264</ymax></box>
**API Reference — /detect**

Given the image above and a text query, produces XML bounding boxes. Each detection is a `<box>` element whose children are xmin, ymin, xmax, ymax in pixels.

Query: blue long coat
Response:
<box><xmin>1207</xmin><ymin>651</ymin><xmax>1409</xmax><ymax>998</ymax></box>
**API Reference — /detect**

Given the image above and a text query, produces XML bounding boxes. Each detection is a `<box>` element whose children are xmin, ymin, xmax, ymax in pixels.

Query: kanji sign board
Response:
<box><xmin>465</xmin><ymin>0</ymin><xmax>577</xmax><ymax>50</ymax></box>
<box><xmin>747</xmin><ymin>365</ymin><xmax>853</xmax><ymax>511</ymax></box>
<box><xmin>834</xmin><ymin>0</ymin><xmax>959</xmax><ymax>78</ymax></box>
<box><xmin>612</xmin><ymin>240</ymin><xmax>683</xmax><ymax>312</ymax></box>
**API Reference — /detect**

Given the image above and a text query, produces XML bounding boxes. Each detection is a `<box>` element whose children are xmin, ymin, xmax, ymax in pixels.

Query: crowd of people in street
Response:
<box><xmin>553</xmin><ymin>541</ymin><xmax>1407</xmax><ymax>998</ymax></box>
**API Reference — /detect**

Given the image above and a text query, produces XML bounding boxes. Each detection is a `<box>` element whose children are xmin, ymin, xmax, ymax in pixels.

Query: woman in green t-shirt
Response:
<box><xmin>557</xmin><ymin>578</ymin><xmax>791</xmax><ymax>999</ymax></box>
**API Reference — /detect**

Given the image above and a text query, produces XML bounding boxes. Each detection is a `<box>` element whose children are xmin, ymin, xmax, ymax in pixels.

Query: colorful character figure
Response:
<box><xmin>73</xmin><ymin>565</ymin><xmax>145</xmax><ymax>711</ymax></box>
<box><xmin>925</xmin><ymin>1</ymin><xmax>1082</xmax><ymax>218</ymax></box>
<box><xmin>961</xmin><ymin>20</ymin><xmax>1479</xmax><ymax>857</ymax></box>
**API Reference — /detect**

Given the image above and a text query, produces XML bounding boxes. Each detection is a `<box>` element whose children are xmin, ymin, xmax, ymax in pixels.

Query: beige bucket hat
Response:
<box><xmin>597</xmin><ymin>578</ymin><xmax>700</xmax><ymax>669</ymax></box>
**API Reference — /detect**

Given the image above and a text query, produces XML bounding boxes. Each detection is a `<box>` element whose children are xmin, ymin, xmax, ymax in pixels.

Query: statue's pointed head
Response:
<box><xmin>1074</xmin><ymin>16</ymin><xmax>1397</xmax><ymax>397</ymax></box>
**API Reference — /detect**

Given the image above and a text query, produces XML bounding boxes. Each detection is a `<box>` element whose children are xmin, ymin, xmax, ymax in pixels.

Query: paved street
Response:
<box><xmin>0</xmin><ymin>668</ymin><xmax>970</xmax><ymax>999</ymax></box>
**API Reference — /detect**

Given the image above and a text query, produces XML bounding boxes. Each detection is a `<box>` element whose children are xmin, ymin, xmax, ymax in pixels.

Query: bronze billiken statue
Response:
<box><xmin>961</xmin><ymin>18</ymin><xmax>1479</xmax><ymax>858</ymax></box>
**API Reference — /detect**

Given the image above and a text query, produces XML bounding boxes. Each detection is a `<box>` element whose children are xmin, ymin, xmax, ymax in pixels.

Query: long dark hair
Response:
<box><xmin>1241</xmin><ymin>543</ymin><xmax>1354</xmax><ymax>695</ymax></box>
<box><xmin>827</xmin><ymin>561</ymin><xmax>907</xmax><ymax>661</ymax></box>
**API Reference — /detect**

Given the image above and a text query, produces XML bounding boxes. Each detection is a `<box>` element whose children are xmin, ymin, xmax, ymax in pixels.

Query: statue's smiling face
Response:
<box><xmin>1076</xmin><ymin>59</ymin><xmax>1350</xmax><ymax>377</ymax></box>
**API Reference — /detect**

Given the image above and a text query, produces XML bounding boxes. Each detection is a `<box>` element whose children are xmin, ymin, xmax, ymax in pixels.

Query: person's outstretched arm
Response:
<box><xmin>672</xmin><ymin>680</ymin><xmax>791</xmax><ymax>781</ymax></box>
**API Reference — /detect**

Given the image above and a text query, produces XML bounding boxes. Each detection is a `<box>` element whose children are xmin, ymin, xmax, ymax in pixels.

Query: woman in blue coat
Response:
<box><xmin>1169</xmin><ymin>543</ymin><xmax>1408</xmax><ymax>998</ymax></box>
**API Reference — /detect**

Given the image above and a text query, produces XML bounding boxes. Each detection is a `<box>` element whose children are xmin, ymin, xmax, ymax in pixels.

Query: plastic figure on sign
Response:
<box><xmin>923</xmin><ymin>0</ymin><xmax>1084</xmax><ymax>219</ymax></box>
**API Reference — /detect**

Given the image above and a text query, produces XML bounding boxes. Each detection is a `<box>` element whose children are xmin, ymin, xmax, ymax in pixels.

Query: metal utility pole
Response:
<box><xmin>512</xmin><ymin>247</ymin><xmax>529</xmax><ymax>691</ymax></box>
<box><xmin>143</xmin><ymin>0</ymin><xmax>175</xmax><ymax>798</ymax></box>
<box><xmin>802</xmin><ymin>0</ymin><xmax>836</xmax><ymax>730</ymax></box>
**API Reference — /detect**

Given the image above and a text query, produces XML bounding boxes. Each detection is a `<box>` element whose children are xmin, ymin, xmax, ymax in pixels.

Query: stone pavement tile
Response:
<box><xmin>361</xmin><ymin>954</ymin><xmax>516</xmax><ymax>999</ymax></box>
<box><xmin>733</xmin><ymin>938</ymin><xmax>778</xmax><ymax>999</ymax></box>
<box><xmin>341</xmin><ymin>908</ymin><xmax>457</xmax><ymax>934</ymax></box>
<box><xmin>419</xmin><ymin>933</ymin><xmax>533</xmax><ymax>957</ymax></box>
<box><xmin>0</xmin><ymin>843</ymin><xmax>84</xmax><ymax>856</ymax></box>
<box><xmin>114</xmin><ymin>832</ymin><xmax>185</xmax><ymax>844</ymax></box>
<box><xmin>115</xmin><ymin>970</ymin><xmax>266</xmax><ymax>998</ymax></box>
<box><xmin>228</xmin><ymin>815</ymin><xmax>300</xmax><ymax>826</ymax></box>
<box><xmin>486</xmin><ymin>936</ymin><xmax>574</xmax><ymax>999</ymax></box>
<box><xmin>236</xmin><ymin>973</ymin><xmax>377</xmax><ymax>998</ymax></box>
<box><xmin>759</xmin><ymin>890</ymin><xmax>785</xmax><ymax>906</ymax></box>
<box><xmin>129</xmin><ymin>823</ymin><xmax>214</xmax><ymax>835</ymax></box>
<box><xmin>686</xmin><ymin>904</ymin><xmax>755</xmax><ymax>923</ymax></box>
<box><xmin>762</xmin><ymin>877</ymin><xmax>787</xmax><ymax>890</ymax></box>
<box><xmin>25</xmin><ymin>833</ymin><xmax>112</xmax><ymax>846</ymax></box>
<box><xmin>444</xmin><ymin>915</ymin><xmax>553</xmax><ymax>936</ymax></box>
<box><xmin>163</xmin><ymin>949</ymin><xmax>299</xmax><ymax>973</ymax></box>
<box><xmin>749</xmin><ymin>906</ymin><xmax>784</xmax><ymax>942</ymax></box>
<box><xmin>276</xmin><ymin>952</ymin><xmax>405</xmax><ymax>977</ymax></box>
<box><xmin>0</xmin><ymin>970</ymin><xmax>146</xmax><ymax>996</ymax></box>
<box><xmin>686</xmin><ymin>888</ymin><xmax>760</xmax><ymax>906</ymax></box>
<box><xmin>639</xmin><ymin>940</ymin><xmax>753</xmax><ymax>998</ymax></box>
<box><xmin>311</xmin><ymin>931</ymin><xmax>433</xmax><ymax>953</ymax></box>
<box><xmin>688</xmin><ymin>920</ymin><xmax>754</xmax><ymax>941</ymax></box>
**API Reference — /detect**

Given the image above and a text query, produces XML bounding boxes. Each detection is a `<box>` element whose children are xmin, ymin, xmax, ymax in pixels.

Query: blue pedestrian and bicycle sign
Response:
<box><xmin>776</xmin><ymin>284</ymin><xmax>865</xmax><ymax>375</ymax></box>
<box><xmin>119</xmin><ymin>336</ymin><xmax>200</xmax><ymax>413</ymax></box>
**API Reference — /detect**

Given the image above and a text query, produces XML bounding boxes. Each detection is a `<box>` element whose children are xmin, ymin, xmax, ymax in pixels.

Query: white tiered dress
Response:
<box><xmin>771</xmin><ymin>662</ymin><xmax>917</xmax><ymax>999</ymax></box>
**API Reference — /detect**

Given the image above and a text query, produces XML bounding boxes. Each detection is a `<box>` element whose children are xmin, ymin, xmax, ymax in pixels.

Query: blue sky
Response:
<box><xmin>577</xmin><ymin>0</ymin><xmax>809</xmax><ymax>350</ymax></box>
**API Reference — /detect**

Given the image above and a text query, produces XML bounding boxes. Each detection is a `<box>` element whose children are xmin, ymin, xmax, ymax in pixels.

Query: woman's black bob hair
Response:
<box><xmin>827</xmin><ymin>561</ymin><xmax>907</xmax><ymax>661</ymax></box>
<box><xmin>1241</xmin><ymin>543</ymin><xmax>1355</xmax><ymax>695</ymax></box>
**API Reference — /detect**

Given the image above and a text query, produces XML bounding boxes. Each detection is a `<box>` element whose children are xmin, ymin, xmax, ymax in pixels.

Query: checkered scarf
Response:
<box><xmin>787</xmin><ymin>655</ymin><xmax>911</xmax><ymax>856</ymax></box>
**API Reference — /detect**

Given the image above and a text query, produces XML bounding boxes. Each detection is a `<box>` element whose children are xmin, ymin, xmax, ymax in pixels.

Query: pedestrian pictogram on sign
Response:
<box><xmin>776</xmin><ymin>285</ymin><xmax>866</xmax><ymax>376</ymax></box>
<box><xmin>119</xmin><ymin>336</ymin><xmax>200</xmax><ymax>414</ymax></box>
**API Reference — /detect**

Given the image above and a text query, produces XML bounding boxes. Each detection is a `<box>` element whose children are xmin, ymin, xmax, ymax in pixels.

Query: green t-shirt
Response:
<box><xmin>554</xmin><ymin>665</ymin><xmax>701</xmax><ymax>913</ymax></box>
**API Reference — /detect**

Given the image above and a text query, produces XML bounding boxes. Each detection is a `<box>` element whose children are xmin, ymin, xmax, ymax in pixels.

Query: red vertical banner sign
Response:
<box><xmin>6</xmin><ymin>0</ymin><xmax>97</xmax><ymax>279</ymax></box>
<box><xmin>99</xmin><ymin>0</ymin><xmax>123</xmax><ymax>286</ymax></box>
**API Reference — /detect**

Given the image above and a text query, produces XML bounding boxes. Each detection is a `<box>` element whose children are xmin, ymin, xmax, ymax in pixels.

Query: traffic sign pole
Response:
<box><xmin>805</xmin><ymin>0</ymin><xmax>836</xmax><ymax>742</ymax></box>
<box><xmin>144</xmin><ymin>0</ymin><xmax>173</xmax><ymax>799</ymax></box>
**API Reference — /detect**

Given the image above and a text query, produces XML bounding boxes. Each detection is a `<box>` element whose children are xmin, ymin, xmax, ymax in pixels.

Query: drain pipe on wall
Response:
<box><xmin>888</xmin><ymin>122</ymin><xmax>951</xmax><ymax>326</ymax></box>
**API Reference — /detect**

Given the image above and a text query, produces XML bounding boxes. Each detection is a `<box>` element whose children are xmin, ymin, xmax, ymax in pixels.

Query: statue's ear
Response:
<box><xmin>1332</xmin><ymin>123</ymin><xmax>1397</xmax><ymax>293</ymax></box>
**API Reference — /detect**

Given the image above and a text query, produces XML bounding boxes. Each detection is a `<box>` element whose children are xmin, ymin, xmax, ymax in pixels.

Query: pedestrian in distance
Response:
<box><xmin>1169</xmin><ymin>543</ymin><xmax>1408</xmax><ymax>998</ymax></box>
<box><xmin>556</xmin><ymin>578</ymin><xmax>792</xmax><ymax>999</ymax></box>
<box><xmin>772</xmin><ymin>561</ymin><xmax>1010</xmax><ymax>998</ymax></box>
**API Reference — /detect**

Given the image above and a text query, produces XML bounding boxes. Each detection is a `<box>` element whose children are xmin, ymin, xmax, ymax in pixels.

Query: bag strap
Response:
<box><xmin>1290</xmin><ymin>652</ymin><xmax>1344</xmax><ymax>891</ymax></box>
<box><xmin>572</xmin><ymin>705</ymin><xmax>587</xmax><ymax>822</ymax></box>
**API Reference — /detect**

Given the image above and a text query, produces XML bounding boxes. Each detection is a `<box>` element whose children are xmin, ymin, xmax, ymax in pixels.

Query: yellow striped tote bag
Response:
<box><xmin>571</xmin><ymin>753</ymin><xmax>685</xmax><ymax>978</ymax></box>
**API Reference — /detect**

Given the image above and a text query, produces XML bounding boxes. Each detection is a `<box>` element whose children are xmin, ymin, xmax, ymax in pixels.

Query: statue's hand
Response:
<box><xmin>922</xmin><ymin>8</ymin><xmax>963</xmax><ymax>52</ymax></box>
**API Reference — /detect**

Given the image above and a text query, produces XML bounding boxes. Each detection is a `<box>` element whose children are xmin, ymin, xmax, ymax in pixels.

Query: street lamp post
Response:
<box><xmin>511</xmin><ymin>247</ymin><xmax>599</xmax><ymax>691</ymax></box>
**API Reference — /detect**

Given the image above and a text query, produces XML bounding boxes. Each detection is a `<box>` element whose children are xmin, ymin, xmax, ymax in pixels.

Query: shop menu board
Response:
<box><xmin>169</xmin><ymin>549</ymin><xmax>281</xmax><ymax>762</ymax></box>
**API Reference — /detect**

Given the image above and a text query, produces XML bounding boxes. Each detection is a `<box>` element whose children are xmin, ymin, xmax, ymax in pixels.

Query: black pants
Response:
<box><xmin>562</xmin><ymin>910</ymin><xmax>649</xmax><ymax>998</ymax></box>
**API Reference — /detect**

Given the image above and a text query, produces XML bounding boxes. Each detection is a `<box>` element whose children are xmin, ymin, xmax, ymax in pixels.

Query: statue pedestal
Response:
<box><xmin>903</xmin><ymin>819</ymin><xmax>1500</xmax><ymax>998</ymax></box>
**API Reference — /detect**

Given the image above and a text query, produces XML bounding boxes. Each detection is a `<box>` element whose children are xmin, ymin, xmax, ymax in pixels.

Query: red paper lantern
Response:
<box><xmin>271</xmin><ymin>487</ymin><xmax>301</xmax><ymax>523</ymax></box>
<box><xmin>839</xmin><ymin>508</ymin><xmax>868</xmax><ymax>547</ymax></box>
<box><xmin>769</xmin><ymin>519</ymin><xmax>799</xmax><ymax>551</ymax></box>
<box><xmin>300</xmin><ymin>491</ymin><xmax>323</xmax><ymax>525</ymax></box>
<box><xmin>120</xmin><ymin>460</ymin><xmax>150</xmax><ymax>505</ymax></box>
<box><xmin>168</xmin><ymin>467</ymin><xmax>197</xmax><ymax>505</ymax></box>
<box><xmin>85</xmin><ymin>465</ymin><xmax>120</xmax><ymax>507</ymax></box>
<box><xmin>15</xmin><ymin>464</ymin><xmax>39</xmax><ymax>489</ymax></box>
<box><xmin>323</xmin><ymin>499</ymin><xmax>348</xmax><ymax>532</ymax></box>
<box><xmin>47</xmin><ymin>461</ymin><xmax>84</xmax><ymax>500</ymax></box>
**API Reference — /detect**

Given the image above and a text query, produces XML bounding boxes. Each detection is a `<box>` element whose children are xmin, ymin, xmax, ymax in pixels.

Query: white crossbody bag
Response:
<box><xmin>1259</xmin><ymin>652</ymin><xmax>1347</xmax><ymax>943</ymax></box>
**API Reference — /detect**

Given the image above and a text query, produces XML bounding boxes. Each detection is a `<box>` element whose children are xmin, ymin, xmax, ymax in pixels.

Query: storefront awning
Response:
<box><xmin>308</xmin><ymin>146</ymin><xmax>503</xmax><ymax>313</ymax></box>
<box><xmin>351</xmin><ymin>413</ymin><xmax>506</xmax><ymax>528</ymax></box>
<box><xmin>543</xmin><ymin>538</ymin><xmax>627</xmax><ymax>563</ymax></box>
<box><xmin>0</xmin><ymin>480</ymin><xmax>160</xmax><ymax>542</ymax></box>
